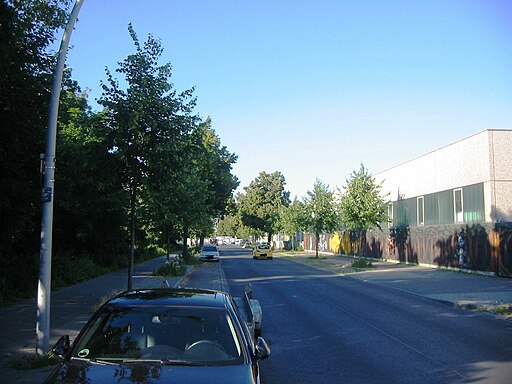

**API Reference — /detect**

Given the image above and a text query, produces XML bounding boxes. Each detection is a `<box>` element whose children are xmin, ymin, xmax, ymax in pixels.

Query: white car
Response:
<box><xmin>199</xmin><ymin>245</ymin><xmax>220</xmax><ymax>262</ymax></box>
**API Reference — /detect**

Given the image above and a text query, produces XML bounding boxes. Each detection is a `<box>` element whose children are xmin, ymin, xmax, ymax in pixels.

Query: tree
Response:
<box><xmin>0</xmin><ymin>0</ymin><xmax>71</xmax><ymax>300</ymax></box>
<box><xmin>303</xmin><ymin>180</ymin><xmax>338</xmax><ymax>258</ymax></box>
<box><xmin>193</xmin><ymin>117</ymin><xmax>239</xmax><ymax>241</ymax></box>
<box><xmin>146</xmin><ymin>116</ymin><xmax>238</xmax><ymax>258</ymax></box>
<box><xmin>277</xmin><ymin>198</ymin><xmax>307</xmax><ymax>250</ymax></box>
<box><xmin>99</xmin><ymin>24</ymin><xmax>197</xmax><ymax>288</ymax></box>
<box><xmin>237</xmin><ymin>171</ymin><xmax>290</xmax><ymax>243</ymax></box>
<box><xmin>54</xmin><ymin>80</ymin><xmax>128</xmax><ymax>268</ymax></box>
<box><xmin>337</xmin><ymin>164</ymin><xmax>389</xmax><ymax>256</ymax></box>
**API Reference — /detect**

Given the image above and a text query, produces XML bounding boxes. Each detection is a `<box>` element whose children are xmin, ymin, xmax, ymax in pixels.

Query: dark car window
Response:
<box><xmin>202</xmin><ymin>246</ymin><xmax>218</xmax><ymax>252</ymax></box>
<box><xmin>258</xmin><ymin>244</ymin><xmax>270</xmax><ymax>250</ymax></box>
<box><xmin>71</xmin><ymin>305</ymin><xmax>243</xmax><ymax>365</ymax></box>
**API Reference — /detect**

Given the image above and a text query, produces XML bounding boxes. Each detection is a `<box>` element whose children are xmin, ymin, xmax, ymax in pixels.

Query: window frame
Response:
<box><xmin>453</xmin><ymin>188</ymin><xmax>463</xmax><ymax>223</ymax></box>
<box><xmin>387</xmin><ymin>203</ymin><xmax>393</xmax><ymax>228</ymax></box>
<box><xmin>417</xmin><ymin>196</ymin><xmax>424</xmax><ymax>226</ymax></box>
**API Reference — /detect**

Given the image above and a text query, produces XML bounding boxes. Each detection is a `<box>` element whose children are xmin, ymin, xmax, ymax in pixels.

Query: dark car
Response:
<box><xmin>44</xmin><ymin>288</ymin><xmax>270</xmax><ymax>384</ymax></box>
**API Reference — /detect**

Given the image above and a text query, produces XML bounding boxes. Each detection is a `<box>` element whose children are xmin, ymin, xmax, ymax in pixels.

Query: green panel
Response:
<box><xmin>463</xmin><ymin>183</ymin><xmax>485</xmax><ymax>223</ymax></box>
<box><xmin>438</xmin><ymin>190</ymin><xmax>454</xmax><ymax>224</ymax></box>
<box><xmin>392</xmin><ymin>183</ymin><xmax>484</xmax><ymax>227</ymax></box>
<box><xmin>424</xmin><ymin>194</ymin><xmax>439</xmax><ymax>225</ymax></box>
<box><xmin>393</xmin><ymin>197</ymin><xmax>417</xmax><ymax>226</ymax></box>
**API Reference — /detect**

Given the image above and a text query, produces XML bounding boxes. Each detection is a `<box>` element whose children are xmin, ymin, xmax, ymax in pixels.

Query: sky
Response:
<box><xmin>64</xmin><ymin>0</ymin><xmax>512</xmax><ymax>200</ymax></box>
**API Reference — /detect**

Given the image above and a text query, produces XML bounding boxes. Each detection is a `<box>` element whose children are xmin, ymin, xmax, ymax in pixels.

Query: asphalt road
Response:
<box><xmin>220</xmin><ymin>247</ymin><xmax>512</xmax><ymax>384</ymax></box>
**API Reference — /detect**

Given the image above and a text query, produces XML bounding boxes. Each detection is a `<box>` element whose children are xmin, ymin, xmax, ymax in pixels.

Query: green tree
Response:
<box><xmin>337</xmin><ymin>164</ymin><xmax>389</xmax><ymax>256</ymax></box>
<box><xmin>237</xmin><ymin>171</ymin><xmax>290</xmax><ymax>243</ymax></box>
<box><xmin>303</xmin><ymin>180</ymin><xmax>338</xmax><ymax>258</ymax></box>
<box><xmin>146</xmin><ymin>116</ymin><xmax>237</xmax><ymax>258</ymax></box>
<box><xmin>193</xmin><ymin>117</ymin><xmax>238</xmax><ymax>242</ymax></box>
<box><xmin>55</xmin><ymin>80</ymin><xmax>128</xmax><ymax>268</ymax></box>
<box><xmin>99</xmin><ymin>24</ymin><xmax>197</xmax><ymax>287</ymax></box>
<box><xmin>277</xmin><ymin>198</ymin><xmax>307</xmax><ymax>250</ymax></box>
<box><xmin>0</xmin><ymin>0</ymin><xmax>71</xmax><ymax>300</ymax></box>
<box><xmin>217</xmin><ymin>215</ymin><xmax>238</xmax><ymax>238</ymax></box>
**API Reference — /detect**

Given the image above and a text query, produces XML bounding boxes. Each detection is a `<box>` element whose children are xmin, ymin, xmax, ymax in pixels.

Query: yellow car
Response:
<box><xmin>252</xmin><ymin>243</ymin><xmax>273</xmax><ymax>260</ymax></box>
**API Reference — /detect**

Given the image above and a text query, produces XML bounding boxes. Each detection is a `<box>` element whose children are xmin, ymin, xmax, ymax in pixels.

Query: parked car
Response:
<box><xmin>43</xmin><ymin>288</ymin><xmax>271</xmax><ymax>384</ymax></box>
<box><xmin>199</xmin><ymin>244</ymin><xmax>220</xmax><ymax>262</ymax></box>
<box><xmin>242</xmin><ymin>241</ymin><xmax>253</xmax><ymax>249</ymax></box>
<box><xmin>252</xmin><ymin>243</ymin><xmax>273</xmax><ymax>260</ymax></box>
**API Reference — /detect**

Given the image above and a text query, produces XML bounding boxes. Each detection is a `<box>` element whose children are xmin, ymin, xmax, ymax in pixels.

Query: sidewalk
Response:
<box><xmin>0</xmin><ymin>256</ymin><xmax>184</xmax><ymax>384</ymax></box>
<box><xmin>282</xmin><ymin>251</ymin><xmax>512</xmax><ymax>315</ymax></box>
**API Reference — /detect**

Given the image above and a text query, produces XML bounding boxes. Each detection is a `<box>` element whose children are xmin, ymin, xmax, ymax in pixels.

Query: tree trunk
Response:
<box><xmin>315</xmin><ymin>232</ymin><xmax>319</xmax><ymax>258</ymax></box>
<box><xmin>166</xmin><ymin>228</ymin><xmax>171</xmax><ymax>262</ymax></box>
<box><xmin>127</xmin><ymin>181</ymin><xmax>136</xmax><ymax>290</ymax></box>
<box><xmin>358</xmin><ymin>228</ymin><xmax>364</xmax><ymax>257</ymax></box>
<box><xmin>182</xmin><ymin>224</ymin><xmax>189</xmax><ymax>261</ymax></box>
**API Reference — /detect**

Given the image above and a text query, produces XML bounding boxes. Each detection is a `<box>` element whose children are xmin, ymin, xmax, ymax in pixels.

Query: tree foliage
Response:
<box><xmin>237</xmin><ymin>171</ymin><xmax>290</xmax><ymax>242</ymax></box>
<box><xmin>0</xmin><ymin>7</ymin><xmax>238</xmax><ymax>302</ymax></box>
<box><xmin>303</xmin><ymin>179</ymin><xmax>338</xmax><ymax>257</ymax></box>
<box><xmin>0</xmin><ymin>0</ymin><xmax>72</xmax><ymax>300</ymax></box>
<box><xmin>337</xmin><ymin>164</ymin><xmax>389</xmax><ymax>255</ymax></box>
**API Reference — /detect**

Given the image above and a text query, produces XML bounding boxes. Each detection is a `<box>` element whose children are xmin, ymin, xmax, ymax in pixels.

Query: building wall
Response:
<box><xmin>296</xmin><ymin>130</ymin><xmax>512</xmax><ymax>276</ymax></box>
<box><xmin>376</xmin><ymin>130</ymin><xmax>492</xmax><ymax>199</ymax></box>
<box><xmin>490</xmin><ymin>130</ymin><xmax>512</xmax><ymax>221</ymax></box>
<box><xmin>376</xmin><ymin>129</ymin><xmax>512</xmax><ymax>224</ymax></box>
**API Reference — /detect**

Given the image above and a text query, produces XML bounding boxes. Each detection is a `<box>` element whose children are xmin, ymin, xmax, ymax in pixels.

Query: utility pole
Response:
<box><xmin>36</xmin><ymin>0</ymin><xmax>84</xmax><ymax>356</ymax></box>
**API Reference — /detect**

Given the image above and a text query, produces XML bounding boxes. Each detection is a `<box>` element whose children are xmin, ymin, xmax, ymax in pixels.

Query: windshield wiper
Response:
<box><xmin>120</xmin><ymin>358</ymin><xmax>164</xmax><ymax>364</ymax></box>
<box><xmin>73</xmin><ymin>357</ymin><xmax>207</xmax><ymax>366</ymax></box>
<box><xmin>162</xmin><ymin>360</ymin><xmax>207</xmax><ymax>366</ymax></box>
<box><xmin>71</xmin><ymin>357</ymin><xmax>119</xmax><ymax>366</ymax></box>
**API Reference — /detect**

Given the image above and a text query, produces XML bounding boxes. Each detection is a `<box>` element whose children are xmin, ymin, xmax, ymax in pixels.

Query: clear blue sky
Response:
<box><xmin>65</xmin><ymin>0</ymin><xmax>512</xmax><ymax>200</ymax></box>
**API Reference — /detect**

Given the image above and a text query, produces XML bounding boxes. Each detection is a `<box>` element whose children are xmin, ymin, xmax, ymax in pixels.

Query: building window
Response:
<box><xmin>388</xmin><ymin>203</ymin><xmax>393</xmax><ymax>227</ymax></box>
<box><xmin>454</xmin><ymin>188</ymin><xmax>463</xmax><ymax>223</ymax></box>
<box><xmin>417</xmin><ymin>196</ymin><xmax>424</xmax><ymax>226</ymax></box>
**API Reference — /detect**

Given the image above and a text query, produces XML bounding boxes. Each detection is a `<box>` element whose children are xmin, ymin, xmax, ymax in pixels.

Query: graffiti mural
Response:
<box><xmin>297</xmin><ymin>222</ymin><xmax>511</xmax><ymax>277</ymax></box>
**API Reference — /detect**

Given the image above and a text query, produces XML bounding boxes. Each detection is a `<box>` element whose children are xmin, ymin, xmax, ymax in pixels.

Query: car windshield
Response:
<box><xmin>258</xmin><ymin>244</ymin><xmax>270</xmax><ymax>250</ymax></box>
<box><xmin>202</xmin><ymin>246</ymin><xmax>217</xmax><ymax>252</ymax></box>
<box><xmin>71</xmin><ymin>305</ymin><xmax>243</xmax><ymax>366</ymax></box>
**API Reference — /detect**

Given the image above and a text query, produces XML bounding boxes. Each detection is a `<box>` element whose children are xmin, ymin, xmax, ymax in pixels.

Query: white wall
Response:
<box><xmin>375</xmin><ymin>129</ymin><xmax>512</xmax><ymax>223</ymax></box>
<box><xmin>490</xmin><ymin>130</ymin><xmax>512</xmax><ymax>221</ymax></box>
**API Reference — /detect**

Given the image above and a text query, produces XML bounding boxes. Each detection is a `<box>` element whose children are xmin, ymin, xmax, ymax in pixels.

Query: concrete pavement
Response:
<box><xmin>282</xmin><ymin>252</ymin><xmax>512</xmax><ymax>315</ymax></box>
<box><xmin>0</xmin><ymin>256</ymin><xmax>184</xmax><ymax>384</ymax></box>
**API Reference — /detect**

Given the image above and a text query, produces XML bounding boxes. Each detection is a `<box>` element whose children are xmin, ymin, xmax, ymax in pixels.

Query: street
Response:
<box><xmin>2</xmin><ymin>247</ymin><xmax>512</xmax><ymax>383</ymax></box>
<box><xmin>220</xmin><ymin>247</ymin><xmax>512</xmax><ymax>384</ymax></box>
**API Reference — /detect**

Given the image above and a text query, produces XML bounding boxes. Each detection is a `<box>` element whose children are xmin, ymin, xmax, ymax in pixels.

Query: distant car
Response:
<box><xmin>199</xmin><ymin>245</ymin><xmax>220</xmax><ymax>262</ymax></box>
<box><xmin>43</xmin><ymin>288</ymin><xmax>271</xmax><ymax>384</ymax></box>
<box><xmin>243</xmin><ymin>241</ymin><xmax>253</xmax><ymax>249</ymax></box>
<box><xmin>252</xmin><ymin>243</ymin><xmax>273</xmax><ymax>260</ymax></box>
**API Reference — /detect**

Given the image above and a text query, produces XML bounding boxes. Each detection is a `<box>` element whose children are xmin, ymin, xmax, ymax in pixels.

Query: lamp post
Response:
<box><xmin>36</xmin><ymin>0</ymin><xmax>84</xmax><ymax>356</ymax></box>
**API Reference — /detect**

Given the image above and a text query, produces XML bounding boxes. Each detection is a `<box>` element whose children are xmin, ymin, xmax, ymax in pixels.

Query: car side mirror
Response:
<box><xmin>255</xmin><ymin>336</ymin><xmax>270</xmax><ymax>361</ymax></box>
<box><xmin>52</xmin><ymin>335</ymin><xmax>70</xmax><ymax>358</ymax></box>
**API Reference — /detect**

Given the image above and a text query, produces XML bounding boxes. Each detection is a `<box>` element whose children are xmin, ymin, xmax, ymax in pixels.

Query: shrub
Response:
<box><xmin>352</xmin><ymin>258</ymin><xmax>374</xmax><ymax>269</ymax></box>
<box><xmin>153</xmin><ymin>262</ymin><xmax>186</xmax><ymax>277</ymax></box>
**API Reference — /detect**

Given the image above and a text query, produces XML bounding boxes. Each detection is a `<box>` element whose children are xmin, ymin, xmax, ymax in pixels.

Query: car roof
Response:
<box><xmin>107</xmin><ymin>288</ymin><xmax>231</xmax><ymax>309</ymax></box>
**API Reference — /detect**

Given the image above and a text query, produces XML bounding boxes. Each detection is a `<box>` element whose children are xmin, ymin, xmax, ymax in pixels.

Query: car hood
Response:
<box><xmin>44</xmin><ymin>360</ymin><xmax>256</xmax><ymax>384</ymax></box>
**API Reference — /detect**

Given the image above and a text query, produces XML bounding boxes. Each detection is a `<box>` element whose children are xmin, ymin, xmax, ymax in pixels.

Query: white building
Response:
<box><xmin>375</xmin><ymin>129</ymin><xmax>512</xmax><ymax>227</ymax></box>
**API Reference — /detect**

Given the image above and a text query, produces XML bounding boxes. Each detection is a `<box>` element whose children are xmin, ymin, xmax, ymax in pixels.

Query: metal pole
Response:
<box><xmin>36</xmin><ymin>0</ymin><xmax>84</xmax><ymax>356</ymax></box>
